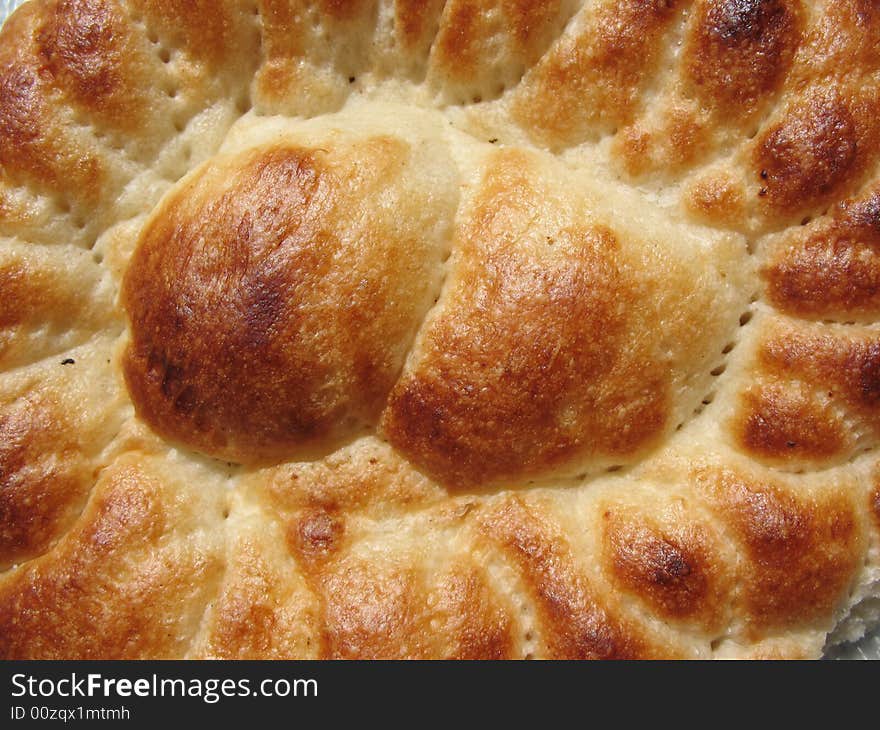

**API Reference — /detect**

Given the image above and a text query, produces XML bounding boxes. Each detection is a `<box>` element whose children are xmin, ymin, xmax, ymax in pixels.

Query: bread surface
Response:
<box><xmin>2</xmin><ymin>0</ymin><xmax>880</xmax><ymax>659</ymax></box>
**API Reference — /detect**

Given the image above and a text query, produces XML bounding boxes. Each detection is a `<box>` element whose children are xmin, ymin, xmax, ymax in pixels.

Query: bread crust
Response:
<box><xmin>1</xmin><ymin>0</ymin><xmax>879</xmax><ymax>659</ymax></box>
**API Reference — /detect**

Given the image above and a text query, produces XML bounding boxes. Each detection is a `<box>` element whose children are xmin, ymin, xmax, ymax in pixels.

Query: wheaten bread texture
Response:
<box><xmin>1</xmin><ymin>0</ymin><xmax>879</xmax><ymax>659</ymax></box>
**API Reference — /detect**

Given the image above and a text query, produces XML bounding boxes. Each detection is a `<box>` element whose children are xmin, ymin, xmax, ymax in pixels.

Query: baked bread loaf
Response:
<box><xmin>1</xmin><ymin>0</ymin><xmax>879</xmax><ymax>660</ymax></box>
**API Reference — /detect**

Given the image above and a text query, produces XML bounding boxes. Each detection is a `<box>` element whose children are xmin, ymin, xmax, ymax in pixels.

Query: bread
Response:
<box><xmin>1</xmin><ymin>0</ymin><xmax>879</xmax><ymax>660</ymax></box>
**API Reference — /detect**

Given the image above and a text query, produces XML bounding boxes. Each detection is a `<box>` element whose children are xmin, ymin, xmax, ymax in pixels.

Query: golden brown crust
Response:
<box><xmin>729</xmin><ymin>321</ymin><xmax>880</xmax><ymax>467</ymax></box>
<box><xmin>601</xmin><ymin>509</ymin><xmax>728</xmax><ymax>629</ymax></box>
<box><xmin>800</xmin><ymin>0</ymin><xmax>880</xmax><ymax>78</ymax></box>
<box><xmin>734</xmin><ymin>383</ymin><xmax>850</xmax><ymax>465</ymax></box>
<box><xmin>0</xmin><ymin>340</ymin><xmax>125</xmax><ymax>572</ymax></box>
<box><xmin>127</xmin><ymin>0</ymin><xmax>258</xmax><ymax>71</ymax></box>
<box><xmin>308</xmin><ymin>557</ymin><xmax>515</xmax><ymax>659</ymax></box>
<box><xmin>381</xmin><ymin>151</ymin><xmax>669</xmax><ymax>486</ymax></box>
<box><xmin>428</xmin><ymin>0</ymin><xmax>574</xmax><ymax>102</ymax></box>
<box><xmin>123</xmin><ymin>130</ymin><xmax>453</xmax><ymax>463</ymax></box>
<box><xmin>2</xmin><ymin>0</ymin><xmax>880</xmax><ymax>661</ymax></box>
<box><xmin>35</xmin><ymin>0</ymin><xmax>149</xmax><ymax>133</ymax></box>
<box><xmin>383</xmin><ymin>147</ymin><xmax>746</xmax><ymax>489</ymax></box>
<box><xmin>0</xmin><ymin>394</ymin><xmax>95</xmax><ymax>570</ymax></box>
<box><xmin>512</xmin><ymin>0</ymin><xmax>681</xmax><ymax>147</ymax></box>
<box><xmin>684</xmin><ymin>172</ymin><xmax>748</xmax><ymax>228</ymax></box>
<box><xmin>0</xmin><ymin>22</ymin><xmax>106</xmax><ymax>204</ymax></box>
<box><xmin>764</xmin><ymin>189</ymin><xmax>880</xmax><ymax>320</ymax></box>
<box><xmin>193</xmin><ymin>507</ymin><xmax>321</xmax><ymax>660</ymax></box>
<box><xmin>753</xmin><ymin>88</ymin><xmax>879</xmax><ymax>220</ymax></box>
<box><xmin>479</xmin><ymin>497</ymin><xmax>663</xmax><ymax>659</ymax></box>
<box><xmin>252</xmin><ymin>439</ymin><xmax>446</xmax><ymax>517</ymax></box>
<box><xmin>685</xmin><ymin>81</ymin><xmax>880</xmax><ymax>233</ymax></box>
<box><xmin>616</xmin><ymin>0</ymin><xmax>805</xmax><ymax>180</ymax></box>
<box><xmin>254</xmin><ymin>0</ymin><xmax>375</xmax><ymax>115</ymax></box>
<box><xmin>432</xmin><ymin>1</ymin><xmax>482</xmax><ymax>80</ymax></box>
<box><xmin>614</xmin><ymin>0</ymin><xmax>806</xmax><ymax>180</ymax></box>
<box><xmin>274</xmin><ymin>490</ymin><xmax>516</xmax><ymax>659</ymax></box>
<box><xmin>694</xmin><ymin>467</ymin><xmax>864</xmax><ymax>635</ymax></box>
<box><xmin>684</xmin><ymin>0</ymin><xmax>804</xmax><ymax>120</ymax></box>
<box><xmin>197</xmin><ymin>549</ymin><xmax>319</xmax><ymax>660</ymax></box>
<box><xmin>759</xmin><ymin>328</ymin><xmax>880</xmax><ymax>425</ymax></box>
<box><xmin>0</xmin><ymin>455</ymin><xmax>226</xmax><ymax>659</ymax></box>
<box><xmin>316</xmin><ymin>562</ymin><xmax>427</xmax><ymax>659</ymax></box>
<box><xmin>395</xmin><ymin>0</ymin><xmax>445</xmax><ymax>55</ymax></box>
<box><xmin>201</xmin><ymin>452</ymin><xmax>519</xmax><ymax>659</ymax></box>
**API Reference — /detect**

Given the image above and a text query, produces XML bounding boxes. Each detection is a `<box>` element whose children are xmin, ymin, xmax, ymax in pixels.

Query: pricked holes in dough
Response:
<box><xmin>676</xmin><ymin>301</ymin><xmax>758</xmax><ymax>430</ymax></box>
